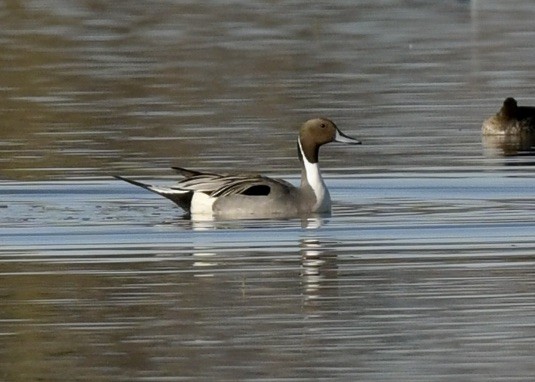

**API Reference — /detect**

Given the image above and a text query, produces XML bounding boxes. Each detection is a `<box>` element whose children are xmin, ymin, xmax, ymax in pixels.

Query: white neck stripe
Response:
<box><xmin>298</xmin><ymin>138</ymin><xmax>331</xmax><ymax>211</ymax></box>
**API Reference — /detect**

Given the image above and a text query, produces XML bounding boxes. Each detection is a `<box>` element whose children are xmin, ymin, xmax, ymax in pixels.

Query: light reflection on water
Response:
<box><xmin>2</xmin><ymin>0</ymin><xmax>535</xmax><ymax>380</ymax></box>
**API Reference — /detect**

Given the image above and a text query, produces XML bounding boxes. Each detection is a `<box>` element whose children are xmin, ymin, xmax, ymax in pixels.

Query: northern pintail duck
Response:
<box><xmin>482</xmin><ymin>97</ymin><xmax>535</xmax><ymax>135</ymax></box>
<box><xmin>115</xmin><ymin>118</ymin><xmax>361</xmax><ymax>219</ymax></box>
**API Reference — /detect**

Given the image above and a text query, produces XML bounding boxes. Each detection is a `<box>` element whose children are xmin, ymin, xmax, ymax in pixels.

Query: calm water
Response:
<box><xmin>2</xmin><ymin>1</ymin><xmax>535</xmax><ymax>381</ymax></box>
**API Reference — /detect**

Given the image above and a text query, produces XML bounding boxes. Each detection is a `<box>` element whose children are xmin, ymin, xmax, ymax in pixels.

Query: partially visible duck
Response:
<box><xmin>115</xmin><ymin>118</ymin><xmax>361</xmax><ymax>219</ymax></box>
<box><xmin>482</xmin><ymin>97</ymin><xmax>535</xmax><ymax>135</ymax></box>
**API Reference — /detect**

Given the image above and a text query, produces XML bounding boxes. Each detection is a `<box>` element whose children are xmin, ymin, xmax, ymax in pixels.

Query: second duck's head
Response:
<box><xmin>499</xmin><ymin>97</ymin><xmax>518</xmax><ymax>120</ymax></box>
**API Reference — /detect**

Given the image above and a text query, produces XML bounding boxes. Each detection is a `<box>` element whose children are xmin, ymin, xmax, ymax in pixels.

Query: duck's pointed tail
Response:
<box><xmin>113</xmin><ymin>175</ymin><xmax>193</xmax><ymax>212</ymax></box>
<box><xmin>113</xmin><ymin>175</ymin><xmax>154</xmax><ymax>191</ymax></box>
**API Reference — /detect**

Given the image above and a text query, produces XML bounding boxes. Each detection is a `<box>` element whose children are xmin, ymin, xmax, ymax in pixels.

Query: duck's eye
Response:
<box><xmin>320</xmin><ymin>123</ymin><xmax>326</xmax><ymax>128</ymax></box>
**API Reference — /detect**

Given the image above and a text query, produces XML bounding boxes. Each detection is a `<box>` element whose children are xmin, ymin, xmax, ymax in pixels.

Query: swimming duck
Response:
<box><xmin>482</xmin><ymin>97</ymin><xmax>535</xmax><ymax>135</ymax></box>
<box><xmin>115</xmin><ymin>118</ymin><xmax>361</xmax><ymax>219</ymax></box>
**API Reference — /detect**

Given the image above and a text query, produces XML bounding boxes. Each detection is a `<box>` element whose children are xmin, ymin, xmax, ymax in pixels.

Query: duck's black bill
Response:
<box><xmin>335</xmin><ymin>129</ymin><xmax>362</xmax><ymax>145</ymax></box>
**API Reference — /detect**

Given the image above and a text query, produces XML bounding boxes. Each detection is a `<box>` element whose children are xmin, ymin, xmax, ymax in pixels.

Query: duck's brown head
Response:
<box><xmin>298</xmin><ymin>118</ymin><xmax>361</xmax><ymax>163</ymax></box>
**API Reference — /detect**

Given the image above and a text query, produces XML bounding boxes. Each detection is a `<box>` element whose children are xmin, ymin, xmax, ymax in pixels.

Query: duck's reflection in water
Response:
<box><xmin>300</xmin><ymin>238</ymin><xmax>338</xmax><ymax>307</ymax></box>
<box><xmin>180</xmin><ymin>214</ymin><xmax>329</xmax><ymax>231</ymax></box>
<box><xmin>482</xmin><ymin>133</ymin><xmax>535</xmax><ymax>158</ymax></box>
<box><xmin>186</xmin><ymin>234</ymin><xmax>339</xmax><ymax>309</ymax></box>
